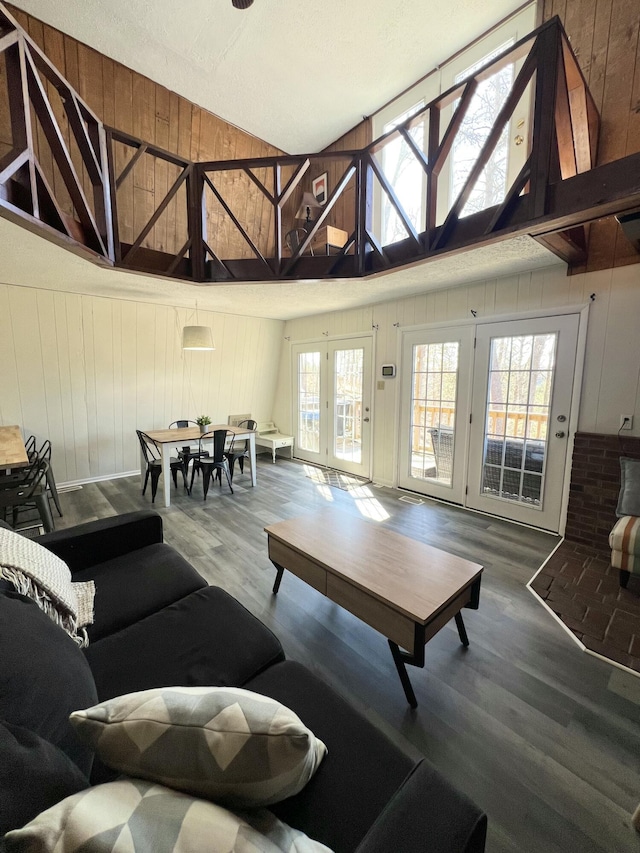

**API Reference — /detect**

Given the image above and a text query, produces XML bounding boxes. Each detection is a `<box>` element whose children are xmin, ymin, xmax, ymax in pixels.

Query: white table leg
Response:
<box><xmin>249</xmin><ymin>433</ymin><xmax>257</xmax><ymax>486</ymax></box>
<box><xmin>161</xmin><ymin>443</ymin><xmax>172</xmax><ymax>507</ymax></box>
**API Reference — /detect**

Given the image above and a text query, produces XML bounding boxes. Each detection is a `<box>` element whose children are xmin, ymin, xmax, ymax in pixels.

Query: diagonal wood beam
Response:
<box><xmin>367</xmin><ymin>152</ymin><xmax>421</xmax><ymax>249</ymax></box>
<box><xmin>0</xmin><ymin>28</ymin><xmax>18</xmax><ymax>54</ymax></box>
<box><xmin>115</xmin><ymin>144</ymin><xmax>148</xmax><ymax>189</ymax></box>
<box><xmin>277</xmin><ymin>158</ymin><xmax>311</xmax><ymax>206</ymax></box>
<box><xmin>203</xmin><ymin>173</ymin><xmax>273</xmax><ymax>275</ymax></box>
<box><xmin>166</xmin><ymin>238</ymin><xmax>191</xmax><ymax>276</ymax></box>
<box><xmin>64</xmin><ymin>90</ymin><xmax>103</xmax><ymax>185</ymax></box>
<box><xmin>23</xmin><ymin>46</ymin><xmax>106</xmax><ymax>255</ymax></box>
<box><xmin>281</xmin><ymin>161</ymin><xmax>357</xmax><ymax>276</ymax></box>
<box><xmin>243</xmin><ymin>168</ymin><xmax>274</xmax><ymax>205</ymax></box>
<box><xmin>0</xmin><ymin>148</ymin><xmax>29</xmax><ymax>184</ymax></box>
<box><xmin>432</xmin><ymin>40</ymin><xmax>539</xmax><ymax>251</ymax></box>
<box><xmin>122</xmin><ymin>166</ymin><xmax>190</xmax><ymax>264</ymax></box>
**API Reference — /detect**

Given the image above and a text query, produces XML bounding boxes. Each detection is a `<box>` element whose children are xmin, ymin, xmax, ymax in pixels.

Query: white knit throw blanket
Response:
<box><xmin>0</xmin><ymin>527</ymin><xmax>94</xmax><ymax>647</ymax></box>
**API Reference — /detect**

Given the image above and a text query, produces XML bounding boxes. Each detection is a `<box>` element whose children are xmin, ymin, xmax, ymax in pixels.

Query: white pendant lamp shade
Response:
<box><xmin>182</xmin><ymin>325</ymin><xmax>215</xmax><ymax>350</ymax></box>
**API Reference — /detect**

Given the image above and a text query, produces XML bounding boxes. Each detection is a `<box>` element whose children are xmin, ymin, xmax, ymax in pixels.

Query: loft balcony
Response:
<box><xmin>1</xmin><ymin>3</ymin><xmax>639</xmax><ymax>286</ymax></box>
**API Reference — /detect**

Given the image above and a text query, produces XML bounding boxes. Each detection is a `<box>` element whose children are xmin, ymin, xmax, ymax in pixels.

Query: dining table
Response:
<box><xmin>141</xmin><ymin>425</ymin><xmax>257</xmax><ymax>507</ymax></box>
<box><xmin>0</xmin><ymin>425</ymin><xmax>29</xmax><ymax>472</ymax></box>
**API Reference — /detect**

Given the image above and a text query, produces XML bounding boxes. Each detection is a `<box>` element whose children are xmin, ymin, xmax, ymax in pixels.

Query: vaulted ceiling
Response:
<box><xmin>11</xmin><ymin>0</ymin><xmax>529</xmax><ymax>154</ymax></box>
<box><xmin>4</xmin><ymin>0</ymin><xmax>564</xmax><ymax>320</ymax></box>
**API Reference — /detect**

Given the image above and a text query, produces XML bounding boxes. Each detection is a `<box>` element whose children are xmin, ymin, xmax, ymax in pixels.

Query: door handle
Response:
<box><xmin>555</xmin><ymin>431</ymin><xmax>565</xmax><ymax>438</ymax></box>
<box><xmin>363</xmin><ymin>417</ymin><xmax>370</xmax><ymax>423</ymax></box>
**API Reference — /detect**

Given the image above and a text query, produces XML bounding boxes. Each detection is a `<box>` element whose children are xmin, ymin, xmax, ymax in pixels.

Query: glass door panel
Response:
<box><xmin>333</xmin><ymin>348</ymin><xmax>364</xmax><ymax>465</ymax></box>
<box><xmin>399</xmin><ymin>326</ymin><xmax>474</xmax><ymax>502</ymax></box>
<box><xmin>467</xmin><ymin>314</ymin><xmax>579</xmax><ymax>531</ymax></box>
<box><xmin>293</xmin><ymin>337</ymin><xmax>372</xmax><ymax>478</ymax></box>
<box><xmin>481</xmin><ymin>332</ymin><xmax>555</xmax><ymax>505</ymax></box>
<box><xmin>298</xmin><ymin>351</ymin><xmax>321</xmax><ymax>455</ymax></box>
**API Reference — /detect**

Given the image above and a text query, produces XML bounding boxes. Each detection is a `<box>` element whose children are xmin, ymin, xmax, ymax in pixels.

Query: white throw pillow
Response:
<box><xmin>70</xmin><ymin>686</ymin><xmax>327</xmax><ymax>808</ymax></box>
<box><xmin>4</xmin><ymin>778</ymin><xmax>333</xmax><ymax>853</ymax></box>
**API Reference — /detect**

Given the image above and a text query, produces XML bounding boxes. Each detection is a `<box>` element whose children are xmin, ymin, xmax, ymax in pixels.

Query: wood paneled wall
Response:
<box><xmin>314</xmin><ymin>120</ymin><xmax>372</xmax><ymax>238</ymax></box>
<box><xmin>273</xmin><ymin>264</ymin><xmax>640</xmax><ymax>492</ymax></box>
<box><xmin>543</xmin><ymin>0</ymin><xmax>640</xmax><ymax>272</ymax></box>
<box><xmin>0</xmin><ymin>283</ymin><xmax>284</xmax><ymax>484</ymax></box>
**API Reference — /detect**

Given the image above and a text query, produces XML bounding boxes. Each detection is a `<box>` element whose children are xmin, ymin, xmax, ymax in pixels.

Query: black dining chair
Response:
<box><xmin>190</xmin><ymin>430</ymin><xmax>234</xmax><ymax>498</ymax></box>
<box><xmin>225</xmin><ymin>419</ymin><xmax>257</xmax><ymax>483</ymax></box>
<box><xmin>0</xmin><ymin>453</ymin><xmax>55</xmax><ymax>533</ymax></box>
<box><xmin>19</xmin><ymin>436</ymin><xmax>63</xmax><ymax>518</ymax></box>
<box><xmin>136</xmin><ymin>430</ymin><xmax>190</xmax><ymax>502</ymax></box>
<box><xmin>168</xmin><ymin>420</ymin><xmax>209</xmax><ymax>477</ymax></box>
<box><xmin>37</xmin><ymin>439</ymin><xmax>63</xmax><ymax>518</ymax></box>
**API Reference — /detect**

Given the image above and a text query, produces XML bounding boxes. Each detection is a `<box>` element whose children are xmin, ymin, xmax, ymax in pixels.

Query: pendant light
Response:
<box><xmin>182</xmin><ymin>302</ymin><xmax>215</xmax><ymax>351</ymax></box>
<box><xmin>182</xmin><ymin>325</ymin><xmax>215</xmax><ymax>350</ymax></box>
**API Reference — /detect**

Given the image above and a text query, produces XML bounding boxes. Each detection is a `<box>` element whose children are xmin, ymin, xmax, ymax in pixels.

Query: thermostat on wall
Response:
<box><xmin>381</xmin><ymin>364</ymin><xmax>396</xmax><ymax>378</ymax></box>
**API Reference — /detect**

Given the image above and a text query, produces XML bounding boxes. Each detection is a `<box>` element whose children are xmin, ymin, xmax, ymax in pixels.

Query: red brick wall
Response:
<box><xmin>565</xmin><ymin>432</ymin><xmax>640</xmax><ymax>551</ymax></box>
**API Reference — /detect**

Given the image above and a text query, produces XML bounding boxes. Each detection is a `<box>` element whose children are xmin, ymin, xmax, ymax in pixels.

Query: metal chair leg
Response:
<box><xmin>35</xmin><ymin>492</ymin><xmax>55</xmax><ymax>533</ymax></box>
<box><xmin>150</xmin><ymin>468</ymin><xmax>161</xmax><ymax>502</ymax></box>
<box><xmin>45</xmin><ymin>465</ymin><xmax>63</xmax><ymax>517</ymax></box>
<box><xmin>223</xmin><ymin>461</ymin><xmax>234</xmax><ymax>494</ymax></box>
<box><xmin>202</xmin><ymin>467</ymin><xmax>212</xmax><ymax>500</ymax></box>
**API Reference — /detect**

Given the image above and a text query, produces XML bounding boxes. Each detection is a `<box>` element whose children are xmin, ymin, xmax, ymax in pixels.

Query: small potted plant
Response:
<box><xmin>196</xmin><ymin>415</ymin><xmax>211</xmax><ymax>434</ymax></box>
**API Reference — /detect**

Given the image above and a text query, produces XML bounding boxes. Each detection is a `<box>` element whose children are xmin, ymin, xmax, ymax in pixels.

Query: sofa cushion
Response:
<box><xmin>3</xmin><ymin>778</ymin><xmax>332</xmax><ymax>853</ymax></box>
<box><xmin>71</xmin><ymin>686</ymin><xmax>326</xmax><ymax>808</ymax></box>
<box><xmin>244</xmin><ymin>661</ymin><xmax>414</xmax><ymax>853</ymax></box>
<box><xmin>0</xmin><ymin>721</ymin><xmax>89</xmax><ymax>835</ymax></box>
<box><xmin>0</xmin><ymin>590</ymin><xmax>98</xmax><ymax>775</ymax></box>
<box><xmin>72</xmin><ymin>543</ymin><xmax>206</xmax><ymax>641</ymax></box>
<box><xmin>84</xmin><ymin>586</ymin><xmax>285</xmax><ymax>702</ymax></box>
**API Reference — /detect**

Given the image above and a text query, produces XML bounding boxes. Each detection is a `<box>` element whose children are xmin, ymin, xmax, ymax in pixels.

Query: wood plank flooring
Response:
<box><xmin>48</xmin><ymin>459</ymin><xmax>640</xmax><ymax>853</ymax></box>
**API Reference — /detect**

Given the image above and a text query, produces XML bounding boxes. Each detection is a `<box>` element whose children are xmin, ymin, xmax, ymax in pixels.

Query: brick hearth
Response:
<box><xmin>531</xmin><ymin>432</ymin><xmax>640</xmax><ymax>673</ymax></box>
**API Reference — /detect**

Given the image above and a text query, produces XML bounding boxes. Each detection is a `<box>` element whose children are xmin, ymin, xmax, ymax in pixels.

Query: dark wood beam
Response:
<box><xmin>534</xmin><ymin>227</ymin><xmax>588</xmax><ymax>265</ymax></box>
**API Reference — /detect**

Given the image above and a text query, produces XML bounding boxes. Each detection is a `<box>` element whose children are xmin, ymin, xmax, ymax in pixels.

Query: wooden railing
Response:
<box><xmin>5</xmin><ymin>4</ymin><xmax>635</xmax><ymax>286</ymax></box>
<box><xmin>0</xmin><ymin>3</ymin><xmax>112</xmax><ymax>260</ymax></box>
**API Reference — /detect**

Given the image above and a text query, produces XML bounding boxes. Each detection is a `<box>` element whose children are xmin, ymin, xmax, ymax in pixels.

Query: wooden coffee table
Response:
<box><xmin>264</xmin><ymin>508</ymin><xmax>483</xmax><ymax>707</ymax></box>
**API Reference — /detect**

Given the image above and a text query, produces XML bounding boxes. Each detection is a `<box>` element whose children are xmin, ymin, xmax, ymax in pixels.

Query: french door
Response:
<box><xmin>292</xmin><ymin>337</ymin><xmax>372</xmax><ymax>478</ymax></box>
<box><xmin>466</xmin><ymin>314</ymin><xmax>579</xmax><ymax>530</ymax></box>
<box><xmin>399</xmin><ymin>314</ymin><xmax>580</xmax><ymax>532</ymax></box>
<box><xmin>398</xmin><ymin>326</ymin><xmax>474</xmax><ymax>502</ymax></box>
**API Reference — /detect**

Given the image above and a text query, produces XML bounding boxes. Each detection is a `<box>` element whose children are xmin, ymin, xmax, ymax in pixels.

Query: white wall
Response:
<box><xmin>273</xmin><ymin>264</ymin><xmax>640</xmax><ymax>486</ymax></box>
<box><xmin>0</xmin><ymin>284</ymin><xmax>284</xmax><ymax>485</ymax></box>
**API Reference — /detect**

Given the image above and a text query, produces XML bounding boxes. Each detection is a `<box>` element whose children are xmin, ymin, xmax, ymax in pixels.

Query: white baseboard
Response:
<box><xmin>58</xmin><ymin>470</ymin><xmax>139</xmax><ymax>489</ymax></box>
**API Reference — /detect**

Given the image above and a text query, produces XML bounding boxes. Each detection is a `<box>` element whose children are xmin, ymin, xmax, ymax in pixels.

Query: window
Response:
<box><xmin>380</xmin><ymin>103</ymin><xmax>425</xmax><ymax>245</ymax></box>
<box><xmin>451</xmin><ymin>41</ymin><xmax>515</xmax><ymax>217</ymax></box>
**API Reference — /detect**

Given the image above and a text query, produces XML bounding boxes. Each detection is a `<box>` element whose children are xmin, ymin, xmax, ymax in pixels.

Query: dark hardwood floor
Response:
<box><xmin>49</xmin><ymin>458</ymin><xmax>640</xmax><ymax>853</ymax></box>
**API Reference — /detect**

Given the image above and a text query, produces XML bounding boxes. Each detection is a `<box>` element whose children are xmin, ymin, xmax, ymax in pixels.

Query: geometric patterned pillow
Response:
<box><xmin>3</xmin><ymin>778</ymin><xmax>334</xmax><ymax>852</ymax></box>
<box><xmin>70</xmin><ymin>687</ymin><xmax>327</xmax><ymax>808</ymax></box>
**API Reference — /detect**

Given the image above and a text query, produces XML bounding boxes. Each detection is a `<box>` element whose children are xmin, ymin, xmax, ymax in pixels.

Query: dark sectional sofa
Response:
<box><xmin>0</xmin><ymin>510</ymin><xmax>487</xmax><ymax>852</ymax></box>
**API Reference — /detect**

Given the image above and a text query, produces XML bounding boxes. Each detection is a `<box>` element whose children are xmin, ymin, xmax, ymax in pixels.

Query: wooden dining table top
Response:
<box><xmin>0</xmin><ymin>425</ymin><xmax>29</xmax><ymax>469</ymax></box>
<box><xmin>143</xmin><ymin>425</ymin><xmax>253</xmax><ymax>444</ymax></box>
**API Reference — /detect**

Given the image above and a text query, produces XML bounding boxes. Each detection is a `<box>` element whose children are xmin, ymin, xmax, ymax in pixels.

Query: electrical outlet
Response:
<box><xmin>620</xmin><ymin>415</ymin><xmax>633</xmax><ymax>430</ymax></box>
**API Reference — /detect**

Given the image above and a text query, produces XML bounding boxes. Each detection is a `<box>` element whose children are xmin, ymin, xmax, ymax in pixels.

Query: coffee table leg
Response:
<box><xmin>271</xmin><ymin>561</ymin><xmax>285</xmax><ymax>594</ymax></box>
<box><xmin>387</xmin><ymin>626</ymin><xmax>424</xmax><ymax>708</ymax></box>
<box><xmin>455</xmin><ymin>612</ymin><xmax>470</xmax><ymax>647</ymax></box>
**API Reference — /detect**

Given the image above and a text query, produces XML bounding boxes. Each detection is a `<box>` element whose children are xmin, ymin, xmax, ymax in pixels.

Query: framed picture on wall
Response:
<box><xmin>312</xmin><ymin>172</ymin><xmax>328</xmax><ymax>204</ymax></box>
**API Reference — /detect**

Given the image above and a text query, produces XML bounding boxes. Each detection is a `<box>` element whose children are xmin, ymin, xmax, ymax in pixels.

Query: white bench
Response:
<box><xmin>255</xmin><ymin>422</ymin><xmax>294</xmax><ymax>463</ymax></box>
